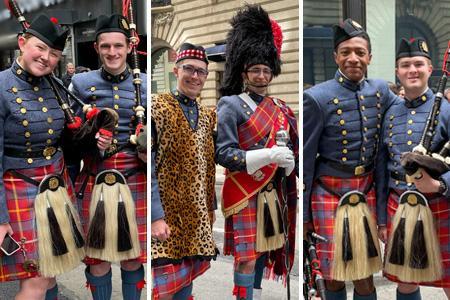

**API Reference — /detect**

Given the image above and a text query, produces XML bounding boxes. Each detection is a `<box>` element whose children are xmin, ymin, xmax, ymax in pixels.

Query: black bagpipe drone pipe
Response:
<box><xmin>303</xmin><ymin>232</ymin><xmax>327</xmax><ymax>300</ymax></box>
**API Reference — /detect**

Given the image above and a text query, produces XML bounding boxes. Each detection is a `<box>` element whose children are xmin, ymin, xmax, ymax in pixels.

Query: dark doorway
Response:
<box><xmin>76</xmin><ymin>41</ymin><xmax>99</xmax><ymax>71</ymax></box>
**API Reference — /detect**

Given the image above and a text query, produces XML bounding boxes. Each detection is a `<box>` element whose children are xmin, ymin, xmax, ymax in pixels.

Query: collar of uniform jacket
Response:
<box><xmin>335</xmin><ymin>69</ymin><xmax>365</xmax><ymax>92</ymax></box>
<box><xmin>100</xmin><ymin>67</ymin><xmax>131</xmax><ymax>83</ymax></box>
<box><xmin>403</xmin><ymin>87</ymin><xmax>432</xmax><ymax>108</ymax></box>
<box><xmin>172</xmin><ymin>90</ymin><xmax>197</xmax><ymax>106</ymax></box>
<box><xmin>12</xmin><ymin>60</ymin><xmax>44</xmax><ymax>85</ymax></box>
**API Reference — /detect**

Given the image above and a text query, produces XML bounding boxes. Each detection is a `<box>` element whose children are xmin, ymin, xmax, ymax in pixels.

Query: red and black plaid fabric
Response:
<box><xmin>384</xmin><ymin>189</ymin><xmax>450</xmax><ymax>287</ymax></box>
<box><xmin>238</xmin><ymin>97</ymin><xmax>279</xmax><ymax>149</ymax></box>
<box><xmin>152</xmin><ymin>258</ymin><xmax>210</xmax><ymax>298</ymax></box>
<box><xmin>76</xmin><ymin>152</ymin><xmax>147</xmax><ymax>263</ymax></box>
<box><xmin>310</xmin><ymin>173</ymin><xmax>376</xmax><ymax>280</ymax></box>
<box><xmin>224</xmin><ymin>195</ymin><xmax>259</xmax><ymax>262</ymax></box>
<box><xmin>0</xmin><ymin>157</ymin><xmax>75</xmax><ymax>282</ymax></box>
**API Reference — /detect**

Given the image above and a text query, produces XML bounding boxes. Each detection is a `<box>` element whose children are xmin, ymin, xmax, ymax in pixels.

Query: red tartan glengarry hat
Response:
<box><xmin>175</xmin><ymin>43</ymin><xmax>209</xmax><ymax>65</ymax></box>
<box><xmin>220</xmin><ymin>4</ymin><xmax>283</xmax><ymax>97</ymax></box>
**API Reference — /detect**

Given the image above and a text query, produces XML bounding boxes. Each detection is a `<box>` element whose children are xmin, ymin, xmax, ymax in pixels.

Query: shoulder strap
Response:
<box><xmin>238</xmin><ymin>93</ymin><xmax>258</xmax><ymax>112</ymax></box>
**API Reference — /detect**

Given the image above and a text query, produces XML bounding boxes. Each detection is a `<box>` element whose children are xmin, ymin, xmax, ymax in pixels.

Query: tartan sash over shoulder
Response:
<box><xmin>222</xmin><ymin>97</ymin><xmax>288</xmax><ymax>218</ymax></box>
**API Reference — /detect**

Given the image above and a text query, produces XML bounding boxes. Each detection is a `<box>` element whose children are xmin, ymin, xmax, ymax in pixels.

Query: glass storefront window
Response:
<box><xmin>303</xmin><ymin>0</ymin><xmax>343</xmax><ymax>85</ymax></box>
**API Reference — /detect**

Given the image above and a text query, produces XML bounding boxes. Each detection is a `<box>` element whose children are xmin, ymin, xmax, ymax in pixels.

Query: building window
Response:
<box><xmin>151</xmin><ymin>47</ymin><xmax>177</xmax><ymax>94</ymax></box>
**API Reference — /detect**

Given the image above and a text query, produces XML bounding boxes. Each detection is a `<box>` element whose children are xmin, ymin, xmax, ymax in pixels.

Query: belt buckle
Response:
<box><xmin>42</xmin><ymin>146</ymin><xmax>56</xmax><ymax>158</ymax></box>
<box><xmin>354</xmin><ymin>165</ymin><xmax>365</xmax><ymax>176</ymax></box>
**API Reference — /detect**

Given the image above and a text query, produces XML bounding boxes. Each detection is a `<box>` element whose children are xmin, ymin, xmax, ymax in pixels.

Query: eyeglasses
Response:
<box><xmin>246</xmin><ymin>67</ymin><xmax>272</xmax><ymax>76</ymax></box>
<box><xmin>179</xmin><ymin>64</ymin><xmax>209</xmax><ymax>78</ymax></box>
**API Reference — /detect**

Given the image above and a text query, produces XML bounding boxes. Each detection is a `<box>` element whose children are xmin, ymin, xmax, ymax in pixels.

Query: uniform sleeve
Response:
<box><xmin>215</xmin><ymin>97</ymin><xmax>246</xmax><ymax>171</ymax></box>
<box><xmin>0</xmin><ymin>95</ymin><xmax>9</xmax><ymax>223</ymax></box>
<box><xmin>303</xmin><ymin>92</ymin><xmax>324</xmax><ymax>222</ymax></box>
<box><xmin>150</xmin><ymin>122</ymin><xmax>164</xmax><ymax>222</ymax></box>
<box><xmin>151</xmin><ymin>147</ymin><xmax>164</xmax><ymax>221</ymax></box>
<box><xmin>374</xmin><ymin>122</ymin><xmax>389</xmax><ymax>225</ymax></box>
<box><xmin>208</xmin><ymin>110</ymin><xmax>217</xmax><ymax>211</ymax></box>
<box><xmin>437</xmin><ymin>103</ymin><xmax>450</xmax><ymax>197</ymax></box>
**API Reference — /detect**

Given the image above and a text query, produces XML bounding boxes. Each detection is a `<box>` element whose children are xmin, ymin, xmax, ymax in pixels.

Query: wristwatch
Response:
<box><xmin>438</xmin><ymin>178</ymin><xmax>448</xmax><ymax>195</ymax></box>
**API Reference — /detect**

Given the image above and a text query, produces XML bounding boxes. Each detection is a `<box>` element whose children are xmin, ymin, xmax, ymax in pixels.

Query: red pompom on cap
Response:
<box><xmin>270</xmin><ymin>18</ymin><xmax>283</xmax><ymax>58</ymax></box>
<box><xmin>50</xmin><ymin>17</ymin><xmax>58</xmax><ymax>24</ymax></box>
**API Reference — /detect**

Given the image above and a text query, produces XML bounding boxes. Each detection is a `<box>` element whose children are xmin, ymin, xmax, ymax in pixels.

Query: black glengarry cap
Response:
<box><xmin>26</xmin><ymin>14</ymin><xmax>68</xmax><ymax>51</ymax></box>
<box><xmin>333</xmin><ymin>18</ymin><xmax>371</xmax><ymax>52</ymax></box>
<box><xmin>396</xmin><ymin>37</ymin><xmax>430</xmax><ymax>61</ymax></box>
<box><xmin>95</xmin><ymin>14</ymin><xmax>131</xmax><ymax>39</ymax></box>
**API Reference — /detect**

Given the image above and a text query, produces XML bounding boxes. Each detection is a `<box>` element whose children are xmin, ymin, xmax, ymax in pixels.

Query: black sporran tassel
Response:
<box><xmin>117</xmin><ymin>197</ymin><xmax>132</xmax><ymax>252</ymax></box>
<box><xmin>263</xmin><ymin>198</ymin><xmax>275</xmax><ymax>237</ymax></box>
<box><xmin>409</xmin><ymin>217</ymin><xmax>428</xmax><ymax>269</ymax></box>
<box><xmin>342</xmin><ymin>211</ymin><xmax>353</xmax><ymax>262</ymax></box>
<box><xmin>87</xmin><ymin>196</ymin><xmax>106</xmax><ymax>249</ymax></box>
<box><xmin>363</xmin><ymin>215</ymin><xmax>378</xmax><ymax>258</ymax></box>
<box><xmin>66</xmin><ymin>204</ymin><xmax>84</xmax><ymax>248</ymax></box>
<box><xmin>389</xmin><ymin>217</ymin><xmax>406</xmax><ymax>265</ymax></box>
<box><xmin>47</xmin><ymin>205</ymin><xmax>68</xmax><ymax>256</ymax></box>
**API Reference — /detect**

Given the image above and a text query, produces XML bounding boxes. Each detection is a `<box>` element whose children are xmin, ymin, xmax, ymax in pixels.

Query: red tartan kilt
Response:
<box><xmin>223</xmin><ymin>194</ymin><xmax>259</xmax><ymax>263</ymax></box>
<box><xmin>384</xmin><ymin>190</ymin><xmax>450</xmax><ymax>287</ymax></box>
<box><xmin>152</xmin><ymin>258</ymin><xmax>210</xmax><ymax>298</ymax></box>
<box><xmin>310</xmin><ymin>173</ymin><xmax>376</xmax><ymax>280</ymax></box>
<box><xmin>75</xmin><ymin>152</ymin><xmax>147</xmax><ymax>263</ymax></box>
<box><xmin>0</xmin><ymin>157</ymin><xmax>75</xmax><ymax>282</ymax></box>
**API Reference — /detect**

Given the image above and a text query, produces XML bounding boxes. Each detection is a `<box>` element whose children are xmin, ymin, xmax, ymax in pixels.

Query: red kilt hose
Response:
<box><xmin>224</xmin><ymin>194</ymin><xmax>259</xmax><ymax>263</ymax></box>
<box><xmin>0</xmin><ymin>157</ymin><xmax>74</xmax><ymax>281</ymax></box>
<box><xmin>76</xmin><ymin>151</ymin><xmax>147</xmax><ymax>263</ymax></box>
<box><xmin>310</xmin><ymin>173</ymin><xmax>376</xmax><ymax>280</ymax></box>
<box><xmin>151</xmin><ymin>258</ymin><xmax>210</xmax><ymax>299</ymax></box>
<box><xmin>384</xmin><ymin>189</ymin><xmax>450</xmax><ymax>287</ymax></box>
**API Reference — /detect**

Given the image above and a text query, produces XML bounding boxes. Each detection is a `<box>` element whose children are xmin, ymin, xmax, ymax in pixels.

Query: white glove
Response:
<box><xmin>279</xmin><ymin>159</ymin><xmax>295</xmax><ymax>176</ymax></box>
<box><xmin>246</xmin><ymin>146</ymin><xmax>294</xmax><ymax>175</ymax></box>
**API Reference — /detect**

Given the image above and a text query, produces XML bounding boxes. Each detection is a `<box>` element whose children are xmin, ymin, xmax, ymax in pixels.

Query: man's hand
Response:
<box><xmin>378</xmin><ymin>225</ymin><xmax>387</xmax><ymax>243</ymax></box>
<box><xmin>151</xmin><ymin>219</ymin><xmax>171</xmax><ymax>242</ymax></box>
<box><xmin>0</xmin><ymin>223</ymin><xmax>13</xmax><ymax>247</ymax></box>
<box><xmin>303</xmin><ymin>221</ymin><xmax>314</xmax><ymax>240</ymax></box>
<box><xmin>413</xmin><ymin>169</ymin><xmax>440</xmax><ymax>194</ymax></box>
<box><xmin>96</xmin><ymin>131</ymin><xmax>113</xmax><ymax>151</ymax></box>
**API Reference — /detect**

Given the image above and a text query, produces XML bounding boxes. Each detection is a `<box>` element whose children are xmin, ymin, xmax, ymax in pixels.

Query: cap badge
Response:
<box><xmin>351</xmin><ymin>20</ymin><xmax>363</xmax><ymax>29</ymax></box>
<box><xmin>120</xmin><ymin>18</ymin><xmax>129</xmax><ymax>30</ymax></box>
<box><xmin>419</xmin><ymin>40</ymin><xmax>429</xmax><ymax>53</ymax></box>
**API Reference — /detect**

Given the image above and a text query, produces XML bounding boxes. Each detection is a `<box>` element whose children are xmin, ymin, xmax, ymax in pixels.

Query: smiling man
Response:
<box><xmin>151</xmin><ymin>43</ymin><xmax>217</xmax><ymax>300</ymax></box>
<box><xmin>375</xmin><ymin>38</ymin><xmax>450</xmax><ymax>299</ymax></box>
<box><xmin>303</xmin><ymin>18</ymin><xmax>397</xmax><ymax>300</ymax></box>
<box><xmin>70</xmin><ymin>14</ymin><xmax>148</xmax><ymax>300</ymax></box>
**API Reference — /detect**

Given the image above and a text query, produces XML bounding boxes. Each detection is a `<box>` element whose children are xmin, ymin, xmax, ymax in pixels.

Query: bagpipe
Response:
<box><xmin>303</xmin><ymin>232</ymin><xmax>327</xmax><ymax>300</ymax></box>
<box><xmin>401</xmin><ymin>41</ymin><xmax>450</xmax><ymax>180</ymax></box>
<box><xmin>5</xmin><ymin>0</ymin><xmax>119</xmax><ymax>147</ymax></box>
<box><xmin>384</xmin><ymin>42</ymin><xmax>450</xmax><ymax>283</ymax></box>
<box><xmin>104</xmin><ymin>0</ymin><xmax>146</xmax><ymax>159</ymax></box>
